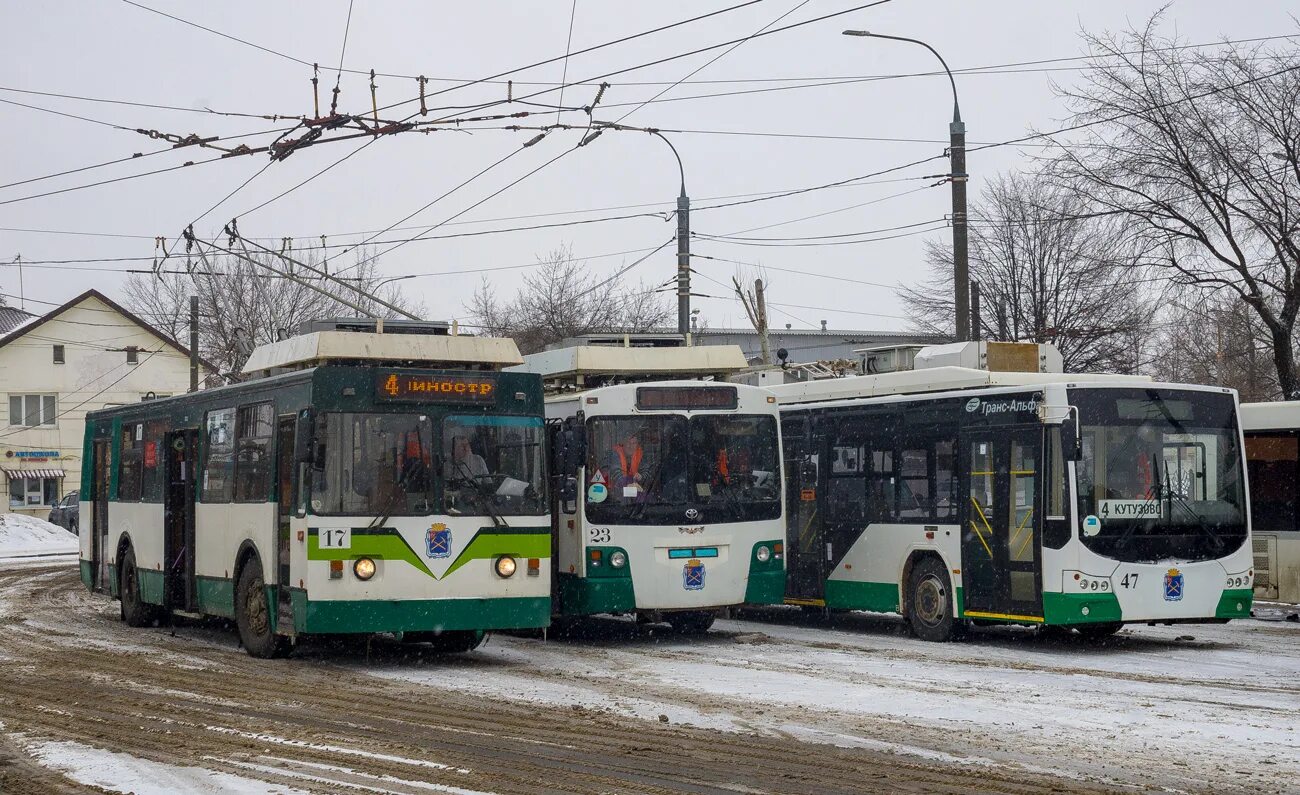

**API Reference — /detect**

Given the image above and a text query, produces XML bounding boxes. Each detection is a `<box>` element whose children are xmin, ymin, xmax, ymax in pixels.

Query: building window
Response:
<box><xmin>52</xmin><ymin>345</ymin><xmax>65</xmax><ymax>364</ymax></box>
<box><xmin>8</xmin><ymin>476</ymin><xmax>59</xmax><ymax>508</ymax></box>
<box><xmin>126</xmin><ymin>346</ymin><xmax>139</xmax><ymax>365</ymax></box>
<box><xmin>8</xmin><ymin>394</ymin><xmax>57</xmax><ymax>427</ymax></box>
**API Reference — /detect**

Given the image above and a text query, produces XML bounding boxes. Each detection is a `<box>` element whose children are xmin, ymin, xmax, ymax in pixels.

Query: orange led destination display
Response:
<box><xmin>376</xmin><ymin>372</ymin><xmax>497</xmax><ymax>403</ymax></box>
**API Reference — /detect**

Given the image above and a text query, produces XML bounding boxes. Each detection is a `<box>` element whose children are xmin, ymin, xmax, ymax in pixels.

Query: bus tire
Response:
<box><xmin>667</xmin><ymin>610</ymin><xmax>716</xmax><ymax>635</ymax></box>
<box><xmin>119</xmin><ymin>547</ymin><xmax>158</xmax><ymax>628</ymax></box>
<box><xmin>907</xmin><ymin>557</ymin><xmax>960</xmax><ymax>642</ymax></box>
<box><xmin>402</xmin><ymin>630</ymin><xmax>485</xmax><ymax>653</ymax></box>
<box><xmin>1074</xmin><ymin>621</ymin><xmax>1124</xmax><ymax>640</ymax></box>
<box><xmin>235</xmin><ymin>559</ymin><xmax>290</xmax><ymax>659</ymax></box>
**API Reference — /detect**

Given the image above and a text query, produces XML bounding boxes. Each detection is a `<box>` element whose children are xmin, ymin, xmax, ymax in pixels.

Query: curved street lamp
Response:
<box><xmin>843</xmin><ymin>30</ymin><xmax>971</xmax><ymax>341</ymax></box>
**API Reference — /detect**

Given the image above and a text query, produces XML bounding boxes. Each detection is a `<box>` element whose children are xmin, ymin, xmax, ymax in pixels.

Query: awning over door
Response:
<box><xmin>2</xmin><ymin>468</ymin><xmax>66</xmax><ymax>479</ymax></box>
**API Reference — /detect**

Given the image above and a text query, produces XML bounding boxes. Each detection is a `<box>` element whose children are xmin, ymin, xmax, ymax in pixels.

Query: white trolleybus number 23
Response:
<box><xmin>773</xmin><ymin>349</ymin><xmax>1253</xmax><ymax>642</ymax></box>
<box><xmin>80</xmin><ymin>327</ymin><xmax>552</xmax><ymax>657</ymax></box>
<box><xmin>544</xmin><ymin>380</ymin><xmax>786</xmax><ymax>634</ymax></box>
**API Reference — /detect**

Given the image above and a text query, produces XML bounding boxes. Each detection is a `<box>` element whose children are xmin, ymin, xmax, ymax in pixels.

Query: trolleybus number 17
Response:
<box><xmin>320</xmin><ymin>528</ymin><xmax>351</xmax><ymax>550</ymax></box>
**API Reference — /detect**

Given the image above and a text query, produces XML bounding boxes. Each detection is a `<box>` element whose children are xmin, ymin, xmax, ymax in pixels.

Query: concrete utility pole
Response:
<box><xmin>843</xmin><ymin>30</ymin><xmax>969</xmax><ymax>340</ymax></box>
<box><xmin>189</xmin><ymin>295</ymin><xmax>199</xmax><ymax>393</ymax></box>
<box><xmin>641</xmin><ymin>130</ymin><xmax>691</xmax><ymax>336</ymax></box>
<box><xmin>733</xmin><ymin>276</ymin><xmax>772</xmax><ymax>365</ymax></box>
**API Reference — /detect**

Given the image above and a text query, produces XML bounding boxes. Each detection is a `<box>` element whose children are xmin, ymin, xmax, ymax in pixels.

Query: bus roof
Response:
<box><xmin>1240</xmin><ymin>400</ymin><xmax>1300</xmax><ymax>431</ymax></box>
<box><xmin>241</xmin><ymin>331</ymin><xmax>522</xmax><ymax>375</ymax></box>
<box><xmin>768</xmin><ymin>366</ymin><xmax>1154</xmax><ymax>405</ymax></box>
<box><xmin>511</xmin><ymin>344</ymin><xmax>749</xmax><ymax>384</ymax></box>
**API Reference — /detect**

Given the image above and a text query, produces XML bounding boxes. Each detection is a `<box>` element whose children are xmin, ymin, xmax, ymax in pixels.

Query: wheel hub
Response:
<box><xmin>915</xmin><ymin>575</ymin><xmax>947</xmax><ymax>626</ymax></box>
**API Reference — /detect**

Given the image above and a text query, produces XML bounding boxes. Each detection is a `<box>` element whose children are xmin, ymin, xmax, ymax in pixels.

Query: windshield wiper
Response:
<box><xmin>1113</xmin><ymin>455</ymin><xmax>1163</xmax><ymax>552</ymax></box>
<box><xmin>1162</xmin><ymin>471</ymin><xmax>1226</xmax><ymax>553</ymax></box>
<box><xmin>452</xmin><ymin>458</ymin><xmax>508</xmax><ymax>528</ymax></box>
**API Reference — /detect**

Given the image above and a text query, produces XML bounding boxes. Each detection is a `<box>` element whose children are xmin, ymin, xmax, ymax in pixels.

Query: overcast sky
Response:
<box><xmin>2</xmin><ymin>1</ymin><xmax>1294</xmax><ymax>334</ymax></box>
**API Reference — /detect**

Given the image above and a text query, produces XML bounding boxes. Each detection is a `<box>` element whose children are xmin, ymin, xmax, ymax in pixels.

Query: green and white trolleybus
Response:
<box><xmin>515</xmin><ymin>342</ymin><xmax>785</xmax><ymax>633</ymax></box>
<box><xmin>80</xmin><ymin>323</ymin><xmax>551</xmax><ymax>656</ymax></box>
<box><xmin>1239</xmin><ymin>401</ymin><xmax>1300</xmax><ymax>604</ymax></box>
<box><xmin>772</xmin><ymin>341</ymin><xmax>1253</xmax><ymax>641</ymax></box>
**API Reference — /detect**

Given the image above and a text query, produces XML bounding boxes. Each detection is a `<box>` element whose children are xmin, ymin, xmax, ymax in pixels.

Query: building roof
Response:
<box><xmin>0</xmin><ymin>305</ymin><xmax>36</xmax><ymax>335</ymax></box>
<box><xmin>0</xmin><ymin>289</ymin><xmax>216</xmax><ymax>372</ymax></box>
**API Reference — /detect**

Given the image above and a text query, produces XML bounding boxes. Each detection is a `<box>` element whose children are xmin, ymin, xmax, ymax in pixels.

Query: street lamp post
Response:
<box><xmin>843</xmin><ymin>30</ymin><xmax>969</xmax><ymax>341</ymax></box>
<box><xmin>645</xmin><ymin>131</ymin><xmax>691</xmax><ymax>337</ymax></box>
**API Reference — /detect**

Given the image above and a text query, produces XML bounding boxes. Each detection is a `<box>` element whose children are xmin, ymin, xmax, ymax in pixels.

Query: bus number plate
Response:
<box><xmin>319</xmin><ymin>527</ymin><xmax>351</xmax><ymax>550</ymax></box>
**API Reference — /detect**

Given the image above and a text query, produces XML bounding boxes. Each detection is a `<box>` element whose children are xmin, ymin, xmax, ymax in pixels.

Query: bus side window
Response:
<box><xmin>1043</xmin><ymin>428</ymin><xmax>1070</xmax><ymax>549</ymax></box>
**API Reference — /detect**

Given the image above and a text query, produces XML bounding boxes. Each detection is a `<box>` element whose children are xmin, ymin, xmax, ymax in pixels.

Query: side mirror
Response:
<box><xmin>1060</xmin><ymin>416</ymin><xmax>1082</xmax><ymax>462</ymax></box>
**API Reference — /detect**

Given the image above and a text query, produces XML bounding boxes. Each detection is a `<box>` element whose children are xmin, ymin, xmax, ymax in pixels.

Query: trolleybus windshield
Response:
<box><xmin>442</xmin><ymin>415</ymin><xmax>547</xmax><ymax>516</ymax></box>
<box><xmin>1072</xmin><ymin>387</ymin><xmax>1246</xmax><ymax>562</ymax></box>
<box><xmin>586</xmin><ymin>414</ymin><xmax>780</xmax><ymax>524</ymax></box>
<box><xmin>311</xmin><ymin>413</ymin><xmax>435</xmax><ymax>516</ymax></box>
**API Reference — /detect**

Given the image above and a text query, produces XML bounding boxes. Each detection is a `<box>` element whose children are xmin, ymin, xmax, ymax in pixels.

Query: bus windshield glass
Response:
<box><xmin>310</xmin><ymin>413</ymin><xmax>435</xmax><ymax>516</ymax></box>
<box><xmin>442</xmin><ymin>415</ymin><xmax>547</xmax><ymax>517</ymax></box>
<box><xmin>586</xmin><ymin>414</ymin><xmax>781</xmax><ymax>525</ymax></box>
<box><xmin>1073</xmin><ymin>387</ymin><xmax>1246</xmax><ymax>563</ymax></box>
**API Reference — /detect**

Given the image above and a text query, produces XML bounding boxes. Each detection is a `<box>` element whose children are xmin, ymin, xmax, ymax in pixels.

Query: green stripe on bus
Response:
<box><xmin>302</xmin><ymin>595</ymin><xmax>550</xmax><ymax>633</ymax></box>
<box><xmin>1041</xmin><ymin>590</ymin><xmax>1123</xmax><ymax>625</ymax></box>
<box><xmin>307</xmin><ymin>526</ymin><xmax>550</xmax><ymax>580</ymax></box>
<box><xmin>824</xmin><ymin>579</ymin><xmax>901</xmax><ymax>613</ymax></box>
<box><xmin>1215</xmin><ymin>588</ymin><xmax>1253</xmax><ymax>619</ymax></box>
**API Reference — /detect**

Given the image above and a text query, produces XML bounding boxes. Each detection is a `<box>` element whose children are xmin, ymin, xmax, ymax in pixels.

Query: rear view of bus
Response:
<box><xmin>517</xmin><ymin>342</ymin><xmax>784</xmax><ymax>633</ymax></box>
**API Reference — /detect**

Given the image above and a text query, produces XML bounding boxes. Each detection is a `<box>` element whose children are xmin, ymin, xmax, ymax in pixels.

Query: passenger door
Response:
<box><xmin>92</xmin><ymin>439</ymin><xmax>111</xmax><ymax>591</ymax></box>
<box><xmin>960</xmin><ymin>428</ymin><xmax>1043</xmax><ymax>620</ymax></box>
<box><xmin>782</xmin><ymin>417</ymin><xmax>825</xmax><ymax>602</ymax></box>
<box><xmin>163</xmin><ymin>429</ymin><xmax>198</xmax><ymax>610</ymax></box>
<box><xmin>275</xmin><ymin>418</ymin><xmax>296</xmax><ymax>630</ymax></box>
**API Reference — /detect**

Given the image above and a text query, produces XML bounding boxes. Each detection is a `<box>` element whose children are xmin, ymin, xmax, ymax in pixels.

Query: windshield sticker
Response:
<box><xmin>587</xmin><ymin>483</ymin><xmax>608</xmax><ymax>503</ymax></box>
<box><xmin>1083</xmin><ymin>514</ymin><xmax>1101</xmax><ymax>536</ymax></box>
<box><xmin>1099</xmin><ymin>499</ymin><xmax>1164</xmax><ymax>520</ymax></box>
<box><xmin>1164</xmin><ymin>568</ymin><xmax>1184</xmax><ymax>601</ymax></box>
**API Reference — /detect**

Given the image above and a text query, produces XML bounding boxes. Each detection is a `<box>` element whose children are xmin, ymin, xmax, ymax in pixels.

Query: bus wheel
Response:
<box><xmin>1074</xmin><ymin>621</ymin><xmax>1124</xmax><ymax>640</ymax></box>
<box><xmin>907</xmin><ymin>557</ymin><xmax>960</xmax><ymax>642</ymax></box>
<box><xmin>667</xmin><ymin>611</ymin><xmax>716</xmax><ymax>635</ymax></box>
<box><xmin>235</xmin><ymin>560</ymin><xmax>290</xmax><ymax>659</ymax></box>
<box><xmin>403</xmin><ymin>630</ymin><xmax>485</xmax><ymax>653</ymax></box>
<box><xmin>119</xmin><ymin>547</ymin><xmax>157</xmax><ymax>628</ymax></box>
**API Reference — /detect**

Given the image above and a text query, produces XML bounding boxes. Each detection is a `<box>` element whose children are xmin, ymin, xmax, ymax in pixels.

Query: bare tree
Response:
<box><xmin>1154</xmin><ymin>288</ymin><xmax>1277</xmax><ymax>401</ymax></box>
<box><xmin>901</xmin><ymin>172</ymin><xmax>1153</xmax><ymax>373</ymax></box>
<box><xmin>1054</xmin><ymin>16</ymin><xmax>1300</xmax><ymax>394</ymax></box>
<box><xmin>124</xmin><ymin>246</ymin><xmax>423</xmax><ymax>377</ymax></box>
<box><xmin>468</xmin><ymin>245</ymin><xmax>672</xmax><ymax>354</ymax></box>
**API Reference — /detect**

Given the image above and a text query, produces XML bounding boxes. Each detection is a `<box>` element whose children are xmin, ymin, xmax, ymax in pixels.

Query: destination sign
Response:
<box><xmin>375</xmin><ymin>372</ymin><xmax>497</xmax><ymax>403</ymax></box>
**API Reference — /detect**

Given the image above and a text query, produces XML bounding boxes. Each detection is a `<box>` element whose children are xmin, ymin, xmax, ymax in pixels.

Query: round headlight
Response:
<box><xmin>353</xmin><ymin>557</ymin><xmax>376</xmax><ymax>580</ymax></box>
<box><xmin>495</xmin><ymin>556</ymin><xmax>517</xmax><ymax>578</ymax></box>
<box><xmin>756</xmin><ymin>545</ymin><xmax>772</xmax><ymax>563</ymax></box>
<box><xmin>610</xmin><ymin>550</ymin><xmax>627</xmax><ymax>568</ymax></box>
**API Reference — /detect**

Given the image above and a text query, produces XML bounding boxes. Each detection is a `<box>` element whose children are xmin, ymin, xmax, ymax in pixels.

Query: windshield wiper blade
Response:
<box><xmin>453</xmin><ymin>459</ymin><xmax>508</xmax><ymax>528</ymax></box>
<box><xmin>1163</xmin><ymin>472</ymin><xmax>1226</xmax><ymax>553</ymax></box>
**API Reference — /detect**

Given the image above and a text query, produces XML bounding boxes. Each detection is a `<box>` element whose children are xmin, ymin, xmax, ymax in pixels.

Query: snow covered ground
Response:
<box><xmin>0</xmin><ymin>512</ymin><xmax>77</xmax><ymax>559</ymax></box>
<box><xmin>354</xmin><ymin>609</ymin><xmax>1300</xmax><ymax>793</ymax></box>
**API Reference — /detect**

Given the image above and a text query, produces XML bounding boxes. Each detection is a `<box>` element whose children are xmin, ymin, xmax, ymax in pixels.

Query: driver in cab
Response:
<box><xmin>445</xmin><ymin>434</ymin><xmax>489</xmax><ymax>482</ymax></box>
<box><xmin>604</xmin><ymin>427</ymin><xmax>659</xmax><ymax>501</ymax></box>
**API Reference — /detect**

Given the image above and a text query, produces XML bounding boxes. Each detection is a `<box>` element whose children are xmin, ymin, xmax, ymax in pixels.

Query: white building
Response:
<box><xmin>0</xmin><ymin>290</ymin><xmax>212</xmax><ymax>519</ymax></box>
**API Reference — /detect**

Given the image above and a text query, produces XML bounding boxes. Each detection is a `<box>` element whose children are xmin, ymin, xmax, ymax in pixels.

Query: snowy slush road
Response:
<box><xmin>0</xmin><ymin>562</ymin><xmax>1296</xmax><ymax>794</ymax></box>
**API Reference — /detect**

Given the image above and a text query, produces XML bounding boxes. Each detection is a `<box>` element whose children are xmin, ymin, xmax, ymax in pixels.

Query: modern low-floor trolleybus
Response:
<box><xmin>512</xmin><ymin>339</ymin><xmax>786</xmax><ymax>633</ymax></box>
<box><xmin>1239</xmin><ymin>401</ymin><xmax>1300</xmax><ymax>604</ymax></box>
<box><xmin>771</xmin><ymin>341</ymin><xmax>1253</xmax><ymax>641</ymax></box>
<box><xmin>80</xmin><ymin>320</ymin><xmax>551</xmax><ymax>657</ymax></box>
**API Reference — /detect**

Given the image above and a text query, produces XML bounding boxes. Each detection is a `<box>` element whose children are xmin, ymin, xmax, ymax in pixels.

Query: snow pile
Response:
<box><xmin>0</xmin><ymin>513</ymin><xmax>78</xmax><ymax>558</ymax></box>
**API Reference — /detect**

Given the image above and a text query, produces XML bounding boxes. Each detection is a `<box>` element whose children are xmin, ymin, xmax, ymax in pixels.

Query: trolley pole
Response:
<box><xmin>189</xmin><ymin>295</ymin><xmax>199</xmax><ymax>393</ymax></box>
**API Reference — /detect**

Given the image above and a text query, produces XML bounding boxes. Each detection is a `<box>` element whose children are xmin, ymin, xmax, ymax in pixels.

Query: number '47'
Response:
<box><xmin>1120</xmin><ymin>573</ymin><xmax>1140</xmax><ymax>589</ymax></box>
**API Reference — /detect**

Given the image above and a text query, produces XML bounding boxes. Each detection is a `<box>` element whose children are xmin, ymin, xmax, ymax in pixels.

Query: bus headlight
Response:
<box><xmin>353</xmin><ymin>557</ymin><xmax>376</xmax><ymax>581</ymax></box>
<box><xmin>756</xmin><ymin>545</ymin><xmax>772</xmax><ymax>563</ymax></box>
<box><xmin>495</xmin><ymin>556</ymin><xmax>517</xmax><ymax>578</ymax></box>
<box><xmin>610</xmin><ymin>550</ymin><xmax>627</xmax><ymax>569</ymax></box>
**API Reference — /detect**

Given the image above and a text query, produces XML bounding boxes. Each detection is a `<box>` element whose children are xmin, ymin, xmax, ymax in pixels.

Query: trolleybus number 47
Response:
<box><xmin>1120</xmin><ymin>573</ymin><xmax>1139</xmax><ymax>589</ymax></box>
